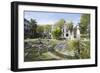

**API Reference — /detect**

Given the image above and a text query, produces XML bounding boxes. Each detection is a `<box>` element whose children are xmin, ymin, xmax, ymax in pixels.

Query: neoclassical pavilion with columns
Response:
<box><xmin>51</xmin><ymin>21</ymin><xmax>80</xmax><ymax>40</ymax></box>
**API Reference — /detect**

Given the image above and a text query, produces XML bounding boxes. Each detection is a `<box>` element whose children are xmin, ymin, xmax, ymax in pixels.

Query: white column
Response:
<box><xmin>68</xmin><ymin>30</ymin><xmax>70</xmax><ymax>39</ymax></box>
<box><xmin>77</xmin><ymin>27</ymin><xmax>80</xmax><ymax>39</ymax></box>
<box><xmin>71</xmin><ymin>31</ymin><xmax>74</xmax><ymax>40</ymax></box>
<box><xmin>64</xmin><ymin>25</ymin><xmax>66</xmax><ymax>38</ymax></box>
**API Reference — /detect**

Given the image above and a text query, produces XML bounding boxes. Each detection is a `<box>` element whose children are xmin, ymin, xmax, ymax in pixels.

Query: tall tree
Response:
<box><xmin>36</xmin><ymin>25</ymin><xmax>44</xmax><ymax>38</ymax></box>
<box><xmin>55</xmin><ymin>19</ymin><xmax>65</xmax><ymax>28</ymax></box>
<box><xmin>29</xmin><ymin>19</ymin><xmax>37</xmax><ymax>38</ymax></box>
<box><xmin>44</xmin><ymin>25</ymin><xmax>51</xmax><ymax>33</ymax></box>
<box><xmin>43</xmin><ymin>25</ymin><xmax>52</xmax><ymax>38</ymax></box>
<box><xmin>79</xmin><ymin>14</ymin><xmax>90</xmax><ymax>34</ymax></box>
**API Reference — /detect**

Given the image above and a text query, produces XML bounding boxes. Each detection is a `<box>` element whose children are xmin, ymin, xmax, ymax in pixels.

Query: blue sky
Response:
<box><xmin>24</xmin><ymin>11</ymin><xmax>82</xmax><ymax>25</ymax></box>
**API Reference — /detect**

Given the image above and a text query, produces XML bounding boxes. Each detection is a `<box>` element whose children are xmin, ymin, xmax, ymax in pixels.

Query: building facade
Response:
<box><xmin>24</xmin><ymin>18</ymin><xmax>30</xmax><ymax>39</ymax></box>
<box><xmin>51</xmin><ymin>22</ymin><xmax>80</xmax><ymax>40</ymax></box>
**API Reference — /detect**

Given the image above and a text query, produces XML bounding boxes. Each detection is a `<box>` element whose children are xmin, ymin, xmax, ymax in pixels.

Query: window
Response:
<box><xmin>66</xmin><ymin>33</ymin><xmax>68</xmax><ymax>36</ymax></box>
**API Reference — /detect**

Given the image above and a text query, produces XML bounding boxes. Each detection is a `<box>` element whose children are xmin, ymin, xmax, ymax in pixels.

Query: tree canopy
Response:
<box><xmin>55</xmin><ymin>19</ymin><xmax>65</xmax><ymax>28</ymax></box>
<box><xmin>29</xmin><ymin>19</ymin><xmax>37</xmax><ymax>38</ymax></box>
<box><xmin>52</xmin><ymin>27</ymin><xmax>62</xmax><ymax>39</ymax></box>
<box><xmin>44</xmin><ymin>25</ymin><xmax>51</xmax><ymax>33</ymax></box>
<box><xmin>79</xmin><ymin>14</ymin><xmax>90</xmax><ymax>34</ymax></box>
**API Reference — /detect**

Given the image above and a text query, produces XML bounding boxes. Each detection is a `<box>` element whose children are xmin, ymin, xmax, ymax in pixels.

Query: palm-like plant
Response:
<box><xmin>29</xmin><ymin>19</ymin><xmax>37</xmax><ymax>38</ymax></box>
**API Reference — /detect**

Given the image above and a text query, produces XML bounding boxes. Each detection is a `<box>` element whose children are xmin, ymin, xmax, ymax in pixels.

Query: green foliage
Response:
<box><xmin>55</xmin><ymin>19</ymin><xmax>65</xmax><ymax>28</ymax></box>
<box><xmin>36</xmin><ymin>25</ymin><xmax>44</xmax><ymax>38</ymax></box>
<box><xmin>52</xmin><ymin>27</ymin><xmax>62</xmax><ymax>39</ymax></box>
<box><xmin>36</xmin><ymin>25</ymin><xmax>44</xmax><ymax>33</ymax></box>
<box><xmin>24</xmin><ymin>18</ymin><xmax>37</xmax><ymax>39</ymax></box>
<box><xmin>80</xmin><ymin>40</ymin><xmax>90</xmax><ymax>59</ymax></box>
<box><xmin>36</xmin><ymin>25</ymin><xmax>52</xmax><ymax>38</ymax></box>
<box><xmin>67</xmin><ymin>39</ymin><xmax>79</xmax><ymax>51</ymax></box>
<box><xmin>24</xmin><ymin>39</ymin><xmax>58</xmax><ymax>61</ymax></box>
<box><xmin>24</xmin><ymin>19</ymin><xmax>52</xmax><ymax>39</ymax></box>
<box><xmin>29</xmin><ymin>19</ymin><xmax>37</xmax><ymax>29</ymax></box>
<box><xmin>24</xmin><ymin>38</ymin><xmax>90</xmax><ymax>61</ymax></box>
<box><xmin>44</xmin><ymin>25</ymin><xmax>51</xmax><ymax>32</ymax></box>
<box><xmin>29</xmin><ymin>18</ymin><xmax>37</xmax><ymax>38</ymax></box>
<box><xmin>67</xmin><ymin>39</ymin><xmax>90</xmax><ymax>59</ymax></box>
<box><xmin>79</xmin><ymin>14</ymin><xmax>90</xmax><ymax>34</ymax></box>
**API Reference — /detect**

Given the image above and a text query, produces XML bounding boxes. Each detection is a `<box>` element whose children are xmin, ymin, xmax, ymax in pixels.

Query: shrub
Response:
<box><xmin>67</xmin><ymin>39</ymin><xmax>90</xmax><ymax>59</ymax></box>
<box><xmin>51</xmin><ymin>27</ymin><xmax>62</xmax><ymax>39</ymax></box>
<box><xmin>80</xmin><ymin>40</ymin><xmax>90</xmax><ymax>59</ymax></box>
<box><xmin>67</xmin><ymin>39</ymin><xmax>79</xmax><ymax>51</ymax></box>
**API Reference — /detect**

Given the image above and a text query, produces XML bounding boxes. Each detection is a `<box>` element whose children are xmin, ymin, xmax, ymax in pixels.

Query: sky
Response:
<box><xmin>24</xmin><ymin>11</ymin><xmax>82</xmax><ymax>25</ymax></box>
